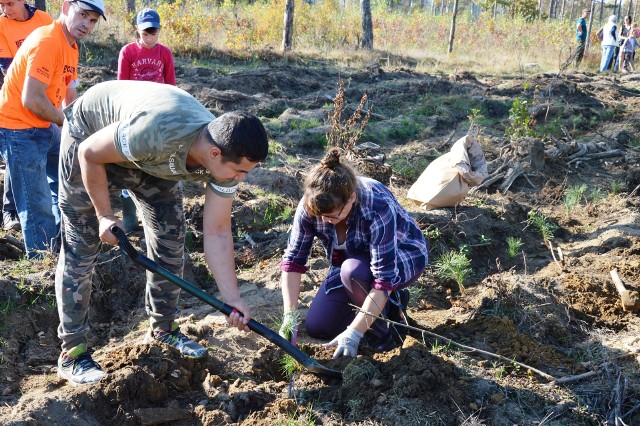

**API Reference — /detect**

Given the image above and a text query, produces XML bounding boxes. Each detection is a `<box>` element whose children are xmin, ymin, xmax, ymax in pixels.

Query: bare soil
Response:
<box><xmin>2</xmin><ymin>50</ymin><xmax>640</xmax><ymax>425</ymax></box>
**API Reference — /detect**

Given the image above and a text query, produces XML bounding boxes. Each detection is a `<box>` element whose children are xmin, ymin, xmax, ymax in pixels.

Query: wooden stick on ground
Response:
<box><xmin>351</xmin><ymin>304</ymin><xmax>608</xmax><ymax>385</ymax></box>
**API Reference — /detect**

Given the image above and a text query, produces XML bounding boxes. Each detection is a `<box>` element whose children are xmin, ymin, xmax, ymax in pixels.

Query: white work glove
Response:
<box><xmin>324</xmin><ymin>327</ymin><xmax>364</xmax><ymax>359</ymax></box>
<box><xmin>278</xmin><ymin>311</ymin><xmax>299</xmax><ymax>346</ymax></box>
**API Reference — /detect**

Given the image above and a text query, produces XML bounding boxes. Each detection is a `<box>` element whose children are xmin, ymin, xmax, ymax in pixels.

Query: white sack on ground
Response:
<box><xmin>407</xmin><ymin>135</ymin><xmax>488</xmax><ymax>209</ymax></box>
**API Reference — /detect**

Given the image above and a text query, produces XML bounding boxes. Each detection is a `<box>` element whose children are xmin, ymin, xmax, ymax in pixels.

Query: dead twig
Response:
<box><xmin>350</xmin><ymin>304</ymin><xmax>590</xmax><ymax>384</ymax></box>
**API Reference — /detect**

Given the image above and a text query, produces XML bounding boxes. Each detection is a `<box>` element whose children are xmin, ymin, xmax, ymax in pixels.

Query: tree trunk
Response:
<box><xmin>569</xmin><ymin>0</ymin><xmax>575</xmax><ymax>20</ymax></box>
<box><xmin>125</xmin><ymin>0</ymin><xmax>135</xmax><ymax>15</ymax></box>
<box><xmin>538</xmin><ymin>0</ymin><xmax>543</xmax><ymax>18</ymax></box>
<box><xmin>282</xmin><ymin>0</ymin><xmax>294</xmax><ymax>52</ymax></box>
<box><xmin>447</xmin><ymin>0</ymin><xmax>459</xmax><ymax>53</ymax></box>
<box><xmin>586</xmin><ymin>0</ymin><xmax>596</xmax><ymax>53</ymax></box>
<box><xmin>548</xmin><ymin>0</ymin><xmax>555</xmax><ymax>18</ymax></box>
<box><xmin>492</xmin><ymin>0</ymin><xmax>497</xmax><ymax>18</ymax></box>
<box><xmin>599</xmin><ymin>0</ymin><xmax>603</xmax><ymax>23</ymax></box>
<box><xmin>34</xmin><ymin>0</ymin><xmax>46</xmax><ymax>12</ymax></box>
<box><xmin>560</xmin><ymin>0</ymin><xmax>566</xmax><ymax>18</ymax></box>
<box><xmin>627</xmin><ymin>0</ymin><xmax>633</xmax><ymax>18</ymax></box>
<box><xmin>361</xmin><ymin>0</ymin><xmax>373</xmax><ymax>50</ymax></box>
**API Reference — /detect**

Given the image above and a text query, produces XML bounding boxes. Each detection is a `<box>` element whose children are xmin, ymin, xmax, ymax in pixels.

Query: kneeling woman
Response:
<box><xmin>279</xmin><ymin>149</ymin><xmax>428</xmax><ymax>358</ymax></box>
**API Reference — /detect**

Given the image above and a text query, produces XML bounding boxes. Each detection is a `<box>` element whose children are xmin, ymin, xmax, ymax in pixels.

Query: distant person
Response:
<box><xmin>0</xmin><ymin>0</ymin><xmax>53</xmax><ymax>231</ymax></box>
<box><xmin>575</xmin><ymin>8</ymin><xmax>589</xmax><ymax>67</ymax></box>
<box><xmin>612</xmin><ymin>15</ymin><xmax>632</xmax><ymax>70</ymax></box>
<box><xmin>619</xmin><ymin>23</ymin><xmax>638</xmax><ymax>72</ymax></box>
<box><xmin>600</xmin><ymin>15</ymin><xmax>618</xmax><ymax>72</ymax></box>
<box><xmin>0</xmin><ymin>0</ymin><xmax>104</xmax><ymax>258</ymax></box>
<box><xmin>117</xmin><ymin>8</ymin><xmax>176</xmax><ymax>232</ymax></box>
<box><xmin>55</xmin><ymin>80</ymin><xmax>268</xmax><ymax>385</ymax></box>
<box><xmin>278</xmin><ymin>149</ymin><xmax>427</xmax><ymax>358</ymax></box>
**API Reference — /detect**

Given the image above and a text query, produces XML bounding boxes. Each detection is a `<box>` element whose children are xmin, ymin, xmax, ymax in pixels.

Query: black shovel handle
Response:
<box><xmin>110</xmin><ymin>226</ymin><xmax>341</xmax><ymax>378</ymax></box>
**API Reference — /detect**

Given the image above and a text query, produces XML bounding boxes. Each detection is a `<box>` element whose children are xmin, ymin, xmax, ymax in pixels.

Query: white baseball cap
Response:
<box><xmin>74</xmin><ymin>0</ymin><xmax>106</xmax><ymax>20</ymax></box>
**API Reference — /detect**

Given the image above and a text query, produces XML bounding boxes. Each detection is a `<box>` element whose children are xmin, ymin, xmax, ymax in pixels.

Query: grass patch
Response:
<box><xmin>389</xmin><ymin>155</ymin><xmax>430</xmax><ymax>181</ymax></box>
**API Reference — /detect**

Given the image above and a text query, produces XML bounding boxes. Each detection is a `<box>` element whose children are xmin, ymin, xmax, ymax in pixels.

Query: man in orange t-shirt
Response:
<box><xmin>0</xmin><ymin>0</ymin><xmax>53</xmax><ymax>231</ymax></box>
<box><xmin>0</xmin><ymin>0</ymin><xmax>105</xmax><ymax>258</ymax></box>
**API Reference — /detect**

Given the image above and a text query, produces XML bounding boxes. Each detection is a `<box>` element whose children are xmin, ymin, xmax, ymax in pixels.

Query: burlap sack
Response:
<box><xmin>407</xmin><ymin>135</ymin><xmax>488</xmax><ymax>209</ymax></box>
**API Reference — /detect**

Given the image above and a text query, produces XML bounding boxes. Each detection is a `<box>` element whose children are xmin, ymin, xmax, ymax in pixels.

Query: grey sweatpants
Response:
<box><xmin>55</xmin><ymin>122</ymin><xmax>186</xmax><ymax>352</ymax></box>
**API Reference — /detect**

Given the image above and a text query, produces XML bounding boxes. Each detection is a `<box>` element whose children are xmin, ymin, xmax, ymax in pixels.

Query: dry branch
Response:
<box><xmin>498</xmin><ymin>162</ymin><xmax>525</xmax><ymax>193</ymax></box>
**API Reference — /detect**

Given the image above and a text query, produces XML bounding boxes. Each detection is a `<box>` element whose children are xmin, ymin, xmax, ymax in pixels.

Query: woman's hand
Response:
<box><xmin>324</xmin><ymin>327</ymin><xmax>364</xmax><ymax>358</ymax></box>
<box><xmin>278</xmin><ymin>311</ymin><xmax>299</xmax><ymax>346</ymax></box>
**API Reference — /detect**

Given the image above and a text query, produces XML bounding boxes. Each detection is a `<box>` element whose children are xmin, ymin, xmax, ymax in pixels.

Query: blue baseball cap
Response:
<box><xmin>136</xmin><ymin>8</ymin><xmax>160</xmax><ymax>30</ymax></box>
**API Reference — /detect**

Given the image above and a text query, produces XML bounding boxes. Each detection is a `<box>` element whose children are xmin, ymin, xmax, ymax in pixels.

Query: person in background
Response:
<box><xmin>0</xmin><ymin>0</ymin><xmax>53</xmax><ymax>231</ymax></box>
<box><xmin>0</xmin><ymin>0</ymin><xmax>104</xmax><ymax>258</ymax></box>
<box><xmin>116</xmin><ymin>8</ymin><xmax>176</xmax><ymax>232</ymax></box>
<box><xmin>575</xmin><ymin>8</ymin><xmax>589</xmax><ymax>67</ymax></box>
<box><xmin>600</xmin><ymin>15</ymin><xmax>618</xmax><ymax>72</ymax></box>
<box><xmin>619</xmin><ymin>23</ymin><xmax>638</xmax><ymax>72</ymax></box>
<box><xmin>278</xmin><ymin>149</ymin><xmax>427</xmax><ymax>358</ymax></box>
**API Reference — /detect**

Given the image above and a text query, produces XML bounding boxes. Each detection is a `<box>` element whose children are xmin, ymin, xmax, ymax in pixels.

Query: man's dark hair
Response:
<box><xmin>206</xmin><ymin>111</ymin><xmax>268</xmax><ymax>163</ymax></box>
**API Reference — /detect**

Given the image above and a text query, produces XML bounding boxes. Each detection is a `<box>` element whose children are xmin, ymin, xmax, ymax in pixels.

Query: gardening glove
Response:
<box><xmin>278</xmin><ymin>311</ymin><xmax>299</xmax><ymax>346</ymax></box>
<box><xmin>324</xmin><ymin>327</ymin><xmax>364</xmax><ymax>359</ymax></box>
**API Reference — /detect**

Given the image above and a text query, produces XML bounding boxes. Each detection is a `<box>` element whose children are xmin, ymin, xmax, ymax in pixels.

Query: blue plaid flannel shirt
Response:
<box><xmin>280</xmin><ymin>177</ymin><xmax>428</xmax><ymax>292</ymax></box>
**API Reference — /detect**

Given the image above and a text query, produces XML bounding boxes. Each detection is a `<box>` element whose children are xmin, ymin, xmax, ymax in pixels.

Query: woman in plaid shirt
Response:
<box><xmin>279</xmin><ymin>149</ymin><xmax>427</xmax><ymax>358</ymax></box>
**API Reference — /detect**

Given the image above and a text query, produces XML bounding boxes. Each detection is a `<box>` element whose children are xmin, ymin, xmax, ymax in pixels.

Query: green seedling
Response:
<box><xmin>610</xmin><ymin>180</ymin><xmax>624</xmax><ymax>194</ymax></box>
<box><xmin>526</xmin><ymin>210</ymin><xmax>557</xmax><ymax>244</ymax></box>
<box><xmin>506</xmin><ymin>236</ymin><xmax>524</xmax><ymax>260</ymax></box>
<box><xmin>587</xmin><ymin>186</ymin><xmax>605</xmax><ymax>204</ymax></box>
<box><xmin>278</xmin><ymin>354</ymin><xmax>299</xmax><ymax>379</ymax></box>
<box><xmin>434</xmin><ymin>251</ymin><xmax>472</xmax><ymax>294</ymax></box>
<box><xmin>424</xmin><ymin>227</ymin><xmax>441</xmax><ymax>240</ymax></box>
<box><xmin>563</xmin><ymin>184</ymin><xmax>586</xmax><ymax>218</ymax></box>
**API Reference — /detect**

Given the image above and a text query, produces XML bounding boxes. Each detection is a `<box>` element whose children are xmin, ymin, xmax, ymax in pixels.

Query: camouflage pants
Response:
<box><xmin>55</xmin><ymin>122</ymin><xmax>186</xmax><ymax>352</ymax></box>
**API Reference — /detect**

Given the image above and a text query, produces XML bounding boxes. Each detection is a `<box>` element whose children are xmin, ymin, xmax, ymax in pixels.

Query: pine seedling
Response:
<box><xmin>278</xmin><ymin>354</ymin><xmax>299</xmax><ymax>379</ymax></box>
<box><xmin>434</xmin><ymin>251</ymin><xmax>472</xmax><ymax>294</ymax></box>
<box><xmin>506</xmin><ymin>236</ymin><xmax>524</xmax><ymax>260</ymax></box>
<box><xmin>563</xmin><ymin>184</ymin><xmax>586</xmax><ymax>218</ymax></box>
<box><xmin>526</xmin><ymin>210</ymin><xmax>557</xmax><ymax>245</ymax></box>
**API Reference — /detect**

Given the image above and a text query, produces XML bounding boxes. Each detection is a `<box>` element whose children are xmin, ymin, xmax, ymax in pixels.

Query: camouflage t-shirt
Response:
<box><xmin>64</xmin><ymin>80</ymin><xmax>238</xmax><ymax>198</ymax></box>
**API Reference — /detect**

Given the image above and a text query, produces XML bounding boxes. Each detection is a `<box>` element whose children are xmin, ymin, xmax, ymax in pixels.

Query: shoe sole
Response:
<box><xmin>144</xmin><ymin>332</ymin><xmax>207</xmax><ymax>359</ymax></box>
<box><xmin>57</xmin><ymin>369</ymin><xmax>106</xmax><ymax>386</ymax></box>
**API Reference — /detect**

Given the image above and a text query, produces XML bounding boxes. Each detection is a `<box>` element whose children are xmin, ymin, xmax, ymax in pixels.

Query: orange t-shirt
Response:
<box><xmin>0</xmin><ymin>9</ymin><xmax>53</xmax><ymax>59</ymax></box>
<box><xmin>0</xmin><ymin>20</ymin><xmax>78</xmax><ymax>129</ymax></box>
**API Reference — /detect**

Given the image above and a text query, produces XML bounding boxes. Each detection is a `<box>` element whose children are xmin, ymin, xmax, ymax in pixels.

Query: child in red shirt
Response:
<box><xmin>117</xmin><ymin>8</ymin><xmax>175</xmax><ymax>84</ymax></box>
<box><xmin>117</xmin><ymin>8</ymin><xmax>176</xmax><ymax>231</ymax></box>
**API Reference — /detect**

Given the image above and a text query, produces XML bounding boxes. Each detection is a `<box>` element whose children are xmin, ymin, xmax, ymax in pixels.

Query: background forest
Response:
<box><xmin>31</xmin><ymin>0</ymin><xmax>633</xmax><ymax>73</ymax></box>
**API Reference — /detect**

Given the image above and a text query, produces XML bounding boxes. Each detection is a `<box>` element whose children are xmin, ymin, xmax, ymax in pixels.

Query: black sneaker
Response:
<box><xmin>57</xmin><ymin>344</ymin><xmax>106</xmax><ymax>385</ymax></box>
<box><xmin>388</xmin><ymin>289</ymin><xmax>410</xmax><ymax>345</ymax></box>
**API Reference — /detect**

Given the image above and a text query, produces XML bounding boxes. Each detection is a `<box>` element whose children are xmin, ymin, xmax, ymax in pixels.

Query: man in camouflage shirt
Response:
<box><xmin>55</xmin><ymin>80</ymin><xmax>268</xmax><ymax>385</ymax></box>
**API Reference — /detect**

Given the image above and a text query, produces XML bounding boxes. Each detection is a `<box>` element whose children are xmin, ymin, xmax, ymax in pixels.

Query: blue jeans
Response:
<box><xmin>0</xmin><ymin>124</ymin><xmax>60</xmax><ymax>257</ymax></box>
<box><xmin>3</xmin><ymin>161</ymin><xmax>16</xmax><ymax>215</ymax></box>
<box><xmin>601</xmin><ymin>45</ymin><xmax>616</xmax><ymax>71</ymax></box>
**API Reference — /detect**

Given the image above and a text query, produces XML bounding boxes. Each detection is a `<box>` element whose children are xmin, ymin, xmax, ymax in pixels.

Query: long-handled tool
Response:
<box><xmin>610</xmin><ymin>269</ymin><xmax>640</xmax><ymax>313</ymax></box>
<box><xmin>111</xmin><ymin>226</ymin><xmax>341</xmax><ymax>378</ymax></box>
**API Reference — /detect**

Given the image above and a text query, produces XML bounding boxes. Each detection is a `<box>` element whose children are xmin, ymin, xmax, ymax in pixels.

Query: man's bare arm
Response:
<box><xmin>22</xmin><ymin>76</ymin><xmax>65</xmax><ymax>126</ymax></box>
